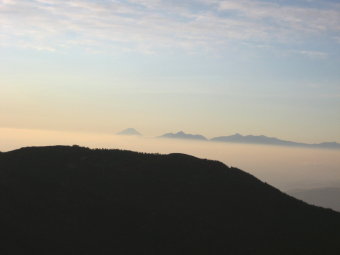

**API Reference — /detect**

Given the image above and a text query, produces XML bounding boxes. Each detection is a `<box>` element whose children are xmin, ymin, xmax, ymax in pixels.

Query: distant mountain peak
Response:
<box><xmin>117</xmin><ymin>128</ymin><xmax>142</xmax><ymax>136</ymax></box>
<box><xmin>159</xmin><ymin>131</ymin><xmax>207</xmax><ymax>141</ymax></box>
<box><xmin>232</xmin><ymin>133</ymin><xmax>242</xmax><ymax>137</ymax></box>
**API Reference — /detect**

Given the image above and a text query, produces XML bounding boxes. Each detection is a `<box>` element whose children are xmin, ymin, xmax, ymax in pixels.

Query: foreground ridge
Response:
<box><xmin>0</xmin><ymin>145</ymin><xmax>339</xmax><ymax>255</ymax></box>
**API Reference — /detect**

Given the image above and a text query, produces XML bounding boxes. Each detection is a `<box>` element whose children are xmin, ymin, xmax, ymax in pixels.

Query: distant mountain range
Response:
<box><xmin>211</xmin><ymin>133</ymin><xmax>340</xmax><ymax>149</ymax></box>
<box><xmin>1</xmin><ymin>145</ymin><xmax>340</xmax><ymax>254</ymax></box>
<box><xmin>117</xmin><ymin>128</ymin><xmax>340</xmax><ymax>149</ymax></box>
<box><xmin>288</xmin><ymin>187</ymin><xmax>340</xmax><ymax>212</ymax></box>
<box><xmin>117</xmin><ymin>128</ymin><xmax>142</xmax><ymax>136</ymax></box>
<box><xmin>211</xmin><ymin>133</ymin><xmax>299</xmax><ymax>145</ymax></box>
<box><xmin>159</xmin><ymin>131</ymin><xmax>207</xmax><ymax>141</ymax></box>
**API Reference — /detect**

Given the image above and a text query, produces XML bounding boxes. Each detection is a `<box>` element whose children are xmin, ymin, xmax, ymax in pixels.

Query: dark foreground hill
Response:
<box><xmin>0</xmin><ymin>146</ymin><xmax>340</xmax><ymax>255</ymax></box>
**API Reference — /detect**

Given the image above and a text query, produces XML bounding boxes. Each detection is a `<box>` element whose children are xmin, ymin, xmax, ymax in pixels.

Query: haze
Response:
<box><xmin>1</xmin><ymin>0</ymin><xmax>340</xmax><ymax>144</ymax></box>
<box><xmin>1</xmin><ymin>127</ymin><xmax>339</xmax><ymax>192</ymax></box>
<box><xmin>1</xmin><ymin>0</ymin><xmax>340</xmax><ymax>202</ymax></box>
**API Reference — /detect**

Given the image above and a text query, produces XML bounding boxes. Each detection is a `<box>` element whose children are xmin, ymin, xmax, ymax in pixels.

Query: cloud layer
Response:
<box><xmin>1</xmin><ymin>0</ymin><xmax>340</xmax><ymax>53</ymax></box>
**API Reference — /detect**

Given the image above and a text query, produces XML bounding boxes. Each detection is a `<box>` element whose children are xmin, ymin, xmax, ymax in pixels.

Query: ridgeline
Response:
<box><xmin>0</xmin><ymin>145</ymin><xmax>339</xmax><ymax>254</ymax></box>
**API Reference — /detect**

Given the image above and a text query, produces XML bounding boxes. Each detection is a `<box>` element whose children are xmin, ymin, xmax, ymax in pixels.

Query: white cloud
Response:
<box><xmin>0</xmin><ymin>0</ymin><xmax>339</xmax><ymax>54</ymax></box>
<box><xmin>295</xmin><ymin>50</ymin><xmax>328</xmax><ymax>59</ymax></box>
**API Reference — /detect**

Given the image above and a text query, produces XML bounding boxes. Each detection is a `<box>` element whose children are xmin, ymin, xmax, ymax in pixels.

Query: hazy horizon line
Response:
<box><xmin>1</xmin><ymin>127</ymin><xmax>339</xmax><ymax>148</ymax></box>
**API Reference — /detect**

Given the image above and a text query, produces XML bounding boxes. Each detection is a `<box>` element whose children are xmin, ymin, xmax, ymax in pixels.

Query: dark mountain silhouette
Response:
<box><xmin>159</xmin><ymin>131</ymin><xmax>207</xmax><ymax>141</ymax></box>
<box><xmin>117</xmin><ymin>128</ymin><xmax>142</xmax><ymax>136</ymax></box>
<box><xmin>289</xmin><ymin>187</ymin><xmax>340</xmax><ymax>212</ymax></box>
<box><xmin>313</xmin><ymin>142</ymin><xmax>340</xmax><ymax>149</ymax></box>
<box><xmin>211</xmin><ymin>133</ymin><xmax>340</xmax><ymax>149</ymax></box>
<box><xmin>211</xmin><ymin>133</ymin><xmax>302</xmax><ymax>145</ymax></box>
<box><xmin>1</xmin><ymin>145</ymin><xmax>340</xmax><ymax>254</ymax></box>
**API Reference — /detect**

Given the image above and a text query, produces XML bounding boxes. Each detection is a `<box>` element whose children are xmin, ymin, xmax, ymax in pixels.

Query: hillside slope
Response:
<box><xmin>0</xmin><ymin>146</ymin><xmax>339</xmax><ymax>255</ymax></box>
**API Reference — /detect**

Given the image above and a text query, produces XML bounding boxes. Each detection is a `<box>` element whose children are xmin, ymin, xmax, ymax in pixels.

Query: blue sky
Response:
<box><xmin>1</xmin><ymin>0</ymin><xmax>340</xmax><ymax>142</ymax></box>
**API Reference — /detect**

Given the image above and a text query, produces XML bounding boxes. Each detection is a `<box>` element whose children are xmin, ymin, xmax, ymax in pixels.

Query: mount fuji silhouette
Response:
<box><xmin>117</xmin><ymin>128</ymin><xmax>142</xmax><ymax>136</ymax></box>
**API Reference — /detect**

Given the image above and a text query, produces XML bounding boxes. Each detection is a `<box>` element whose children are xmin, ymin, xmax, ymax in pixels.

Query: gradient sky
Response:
<box><xmin>1</xmin><ymin>0</ymin><xmax>340</xmax><ymax>142</ymax></box>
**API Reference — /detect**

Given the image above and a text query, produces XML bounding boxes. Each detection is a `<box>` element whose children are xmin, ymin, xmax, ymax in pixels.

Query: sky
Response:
<box><xmin>1</xmin><ymin>0</ymin><xmax>340</xmax><ymax>143</ymax></box>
